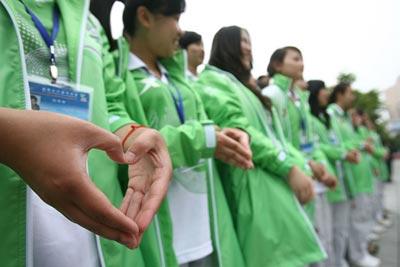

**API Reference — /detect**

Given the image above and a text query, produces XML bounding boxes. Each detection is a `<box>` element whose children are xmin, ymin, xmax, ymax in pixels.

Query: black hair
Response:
<box><xmin>329</xmin><ymin>82</ymin><xmax>350</xmax><ymax>104</ymax></box>
<box><xmin>308</xmin><ymin>80</ymin><xmax>331</xmax><ymax>128</ymax></box>
<box><xmin>209</xmin><ymin>26</ymin><xmax>272</xmax><ymax>111</ymax></box>
<box><xmin>90</xmin><ymin>0</ymin><xmax>122</xmax><ymax>50</ymax></box>
<box><xmin>356</xmin><ymin>108</ymin><xmax>365</xmax><ymax>116</ymax></box>
<box><xmin>30</xmin><ymin>95</ymin><xmax>38</xmax><ymax>101</ymax></box>
<box><xmin>267</xmin><ymin>46</ymin><xmax>302</xmax><ymax>77</ymax></box>
<box><xmin>209</xmin><ymin>26</ymin><xmax>250</xmax><ymax>83</ymax></box>
<box><xmin>257</xmin><ymin>75</ymin><xmax>270</xmax><ymax>89</ymax></box>
<box><xmin>179</xmin><ymin>31</ymin><xmax>202</xmax><ymax>49</ymax></box>
<box><xmin>123</xmin><ymin>0</ymin><xmax>186</xmax><ymax>37</ymax></box>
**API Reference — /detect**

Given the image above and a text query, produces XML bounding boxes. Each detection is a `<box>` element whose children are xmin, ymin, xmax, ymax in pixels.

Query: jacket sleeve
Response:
<box><xmin>160</xmin><ymin>120</ymin><xmax>216</xmax><ymax>168</ymax></box>
<box><xmin>312</xmin><ymin>117</ymin><xmax>347</xmax><ymax>161</ymax></box>
<box><xmin>101</xmin><ymin>27</ymin><xmax>136</xmax><ymax>132</ymax></box>
<box><xmin>319</xmin><ymin>143</ymin><xmax>346</xmax><ymax>161</ymax></box>
<box><xmin>195</xmin><ymin>74</ymin><xmax>294</xmax><ymax>178</ymax></box>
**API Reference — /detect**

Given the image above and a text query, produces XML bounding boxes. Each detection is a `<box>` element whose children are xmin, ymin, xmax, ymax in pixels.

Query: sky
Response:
<box><xmin>111</xmin><ymin>0</ymin><xmax>400</xmax><ymax>92</ymax></box>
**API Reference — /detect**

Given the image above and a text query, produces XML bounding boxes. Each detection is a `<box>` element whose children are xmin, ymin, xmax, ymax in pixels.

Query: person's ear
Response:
<box><xmin>136</xmin><ymin>6</ymin><xmax>153</xmax><ymax>30</ymax></box>
<box><xmin>273</xmin><ymin>61</ymin><xmax>283</xmax><ymax>73</ymax></box>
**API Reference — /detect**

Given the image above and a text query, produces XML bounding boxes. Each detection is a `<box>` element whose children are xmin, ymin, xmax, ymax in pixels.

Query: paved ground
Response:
<box><xmin>377</xmin><ymin>160</ymin><xmax>400</xmax><ymax>267</ymax></box>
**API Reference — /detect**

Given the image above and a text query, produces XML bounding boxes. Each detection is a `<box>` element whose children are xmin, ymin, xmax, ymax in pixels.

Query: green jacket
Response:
<box><xmin>195</xmin><ymin>65</ymin><xmax>326</xmax><ymax>267</ymax></box>
<box><xmin>327</xmin><ymin>104</ymin><xmax>374</xmax><ymax>196</ymax></box>
<box><xmin>0</xmin><ymin>0</ymin><xmax>145</xmax><ymax>266</ymax></box>
<box><xmin>311</xmin><ymin>114</ymin><xmax>349</xmax><ymax>202</ymax></box>
<box><xmin>366</xmin><ymin>129</ymin><xmax>390</xmax><ymax>181</ymax></box>
<box><xmin>114</xmin><ymin>38</ymin><xmax>245</xmax><ymax>267</ymax></box>
<box><xmin>357</xmin><ymin>126</ymin><xmax>389</xmax><ymax>182</ymax></box>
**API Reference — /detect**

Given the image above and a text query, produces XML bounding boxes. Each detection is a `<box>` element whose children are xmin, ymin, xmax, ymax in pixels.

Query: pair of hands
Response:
<box><xmin>308</xmin><ymin>160</ymin><xmax>337</xmax><ymax>189</ymax></box>
<box><xmin>288</xmin><ymin>160</ymin><xmax>339</xmax><ymax>205</ymax></box>
<box><xmin>116</xmin><ymin>126</ymin><xmax>254</xmax><ymax>246</ymax></box>
<box><xmin>287</xmin><ymin>166</ymin><xmax>315</xmax><ymax>204</ymax></box>
<box><xmin>214</xmin><ymin>128</ymin><xmax>254</xmax><ymax>169</ymax></box>
<box><xmin>364</xmin><ymin>142</ymin><xmax>375</xmax><ymax>155</ymax></box>
<box><xmin>345</xmin><ymin>149</ymin><xmax>361</xmax><ymax>164</ymax></box>
<box><xmin>0</xmin><ymin>109</ymin><xmax>171</xmax><ymax>249</ymax></box>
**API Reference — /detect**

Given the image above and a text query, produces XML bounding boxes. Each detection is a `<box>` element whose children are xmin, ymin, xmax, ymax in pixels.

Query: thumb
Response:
<box><xmin>125</xmin><ymin>129</ymin><xmax>158</xmax><ymax>163</ymax></box>
<box><xmin>87</xmin><ymin>125</ymin><xmax>127</xmax><ymax>164</ymax></box>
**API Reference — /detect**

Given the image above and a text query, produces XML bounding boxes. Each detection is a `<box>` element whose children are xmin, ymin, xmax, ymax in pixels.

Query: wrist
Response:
<box><xmin>121</xmin><ymin>124</ymin><xmax>147</xmax><ymax>151</ymax></box>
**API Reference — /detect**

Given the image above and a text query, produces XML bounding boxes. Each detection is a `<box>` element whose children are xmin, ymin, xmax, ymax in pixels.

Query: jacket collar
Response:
<box><xmin>271</xmin><ymin>73</ymin><xmax>293</xmax><ymax>93</ymax></box>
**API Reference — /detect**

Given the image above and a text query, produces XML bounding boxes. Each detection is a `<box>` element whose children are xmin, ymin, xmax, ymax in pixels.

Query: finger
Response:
<box><xmin>217</xmin><ymin>147</ymin><xmax>252</xmax><ymax>168</ymax></box>
<box><xmin>219</xmin><ymin>134</ymin><xmax>252</xmax><ymax>160</ymax></box>
<box><xmin>66</xmin><ymin>204</ymin><xmax>138</xmax><ymax>249</ymax></box>
<box><xmin>301</xmin><ymin>186</ymin><xmax>310</xmax><ymax>204</ymax></box>
<box><xmin>223</xmin><ymin>129</ymin><xmax>252</xmax><ymax>156</ymax></box>
<box><xmin>135</xmin><ymin>171</ymin><xmax>170</xmax><ymax>232</ymax></box>
<box><xmin>87</xmin><ymin>126</ymin><xmax>127</xmax><ymax>164</ymax></box>
<box><xmin>298</xmin><ymin>189</ymin><xmax>308</xmax><ymax>204</ymax></box>
<box><xmin>72</xmin><ymin>177</ymin><xmax>139</xmax><ymax>236</ymax></box>
<box><xmin>126</xmin><ymin>191</ymin><xmax>144</xmax><ymax>220</ymax></box>
<box><xmin>309</xmin><ymin>185</ymin><xmax>315</xmax><ymax>200</ymax></box>
<box><xmin>120</xmin><ymin>188</ymin><xmax>133</xmax><ymax>214</ymax></box>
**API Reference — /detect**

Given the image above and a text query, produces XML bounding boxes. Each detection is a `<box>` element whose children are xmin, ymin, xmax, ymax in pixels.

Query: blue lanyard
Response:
<box><xmin>289</xmin><ymin>89</ymin><xmax>308</xmax><ymax>139</ymax></box>
<box><xmin>19</xmin><ymin>0</ymin><xmax>60</xmax><ymax>82</ymax></box>
<box><xmin>168</xmin><ymin>80</ymin><xmax>185</xmax><ymax>124</ymax></box>
<box><xmin>140</xmin><ymin>68</ymin><xmax>185</xmax><ymax>124</ymax></box>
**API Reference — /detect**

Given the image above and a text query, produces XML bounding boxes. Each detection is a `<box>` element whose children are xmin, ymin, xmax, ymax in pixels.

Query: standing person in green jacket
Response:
<box><xmin>308</xmin><ymin>80</ymin><xmax>362</xmax><ymax>267</ymax></box>
<box><xmin>327</xmin><ymin>83</ymin><xmax>380</xmax><ymax>267</ymax></box>
<box><xmin>0</xmin><ymin>0</ymin><xmax>174</xmax><ymax>266</ymax></box>
<box><xmin>195</xmin><ymin>25</ymin><xmax>327</xmax><ymax>267</ymax></box>
<box><xmin>261</xmin><ymin>47</ymin><xmax>338</xmax><ymax>267</ymax></box>
<box><xmin>360</xmin><ymin>112</ymin><xmax>392</xmax><ymax>230</ymax></box>
<box><xmin>179</xmin><ymin>30</ymin><xmax>204</xmax><ymax>83</ymax></box>
<box><xmin>119</xmin><ymin>1</ymin><xmax>252</xmax><ymax>267</ymax></box>
<box><xmin>350</xmin><ymin>110</ymin><xmax>389</xmax><ymax>240</ymax></box>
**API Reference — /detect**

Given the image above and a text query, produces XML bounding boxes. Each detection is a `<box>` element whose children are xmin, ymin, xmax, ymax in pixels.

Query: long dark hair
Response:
<box><xmin>123</xmin><ymin>0</ymin><xmax>186</xmax><ymax>37</ymax></box>
<box><xmin>267</xmin><ymin>46</ymin><xmax>302</xmax><ymax>77</ymax></box>
<box><xmin>209</xmin><ymin>26</ymin><xmax>272</xmax><ymax>111</ymax></box>
<box><xmin>329</xmin><ymin>82</ymin><xmax>350</xmax><ymax>104</ymax></box>
<box><xmin>308</xmin><ymin>80</ymin><xmax>331</xmax><ymax>128</ymax></box>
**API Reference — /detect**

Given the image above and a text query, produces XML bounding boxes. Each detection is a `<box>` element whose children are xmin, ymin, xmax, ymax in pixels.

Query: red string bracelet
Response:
<box><xmin>122</xmin><ymin>124</ymin><xmax>146</xmax><ymax>148</ymax></box>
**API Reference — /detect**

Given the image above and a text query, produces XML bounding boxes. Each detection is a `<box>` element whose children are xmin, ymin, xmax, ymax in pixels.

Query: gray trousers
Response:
<box><xmin>180</xmin><ymin>254</ymin><xmax>213</xmax><ymax>267</ymax></box>
<box><xmin>331</xmin><ymin>200</ymin><xmax>351</xmax><ymax>267</ymax></box>
<box><xmin>310</xmin><ymin>193</ymin><xmax>334</xmax><ymax>267</ymax></box>
<box><xmin>372</xmin><ymin>180</ymin><xmax>385</xmax><ymax>221</ymax></box>
<box><xmin>348</xmin><ymin>193</ymin><xmax>373</xmax><ymax>262</ymax></box>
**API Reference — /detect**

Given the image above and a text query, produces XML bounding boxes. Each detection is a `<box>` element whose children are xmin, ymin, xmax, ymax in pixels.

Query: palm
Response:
<box><xmin>121</xmin><ymin>150</ymin><xmax>170</xmax><ymax>239</ymax></box>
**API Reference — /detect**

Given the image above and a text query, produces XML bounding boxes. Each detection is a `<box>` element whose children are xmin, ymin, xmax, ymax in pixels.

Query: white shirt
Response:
<box><xmin>31</xmin><ymin>191</ymin><xmax>101</xmax><ymax>267</ymax></box>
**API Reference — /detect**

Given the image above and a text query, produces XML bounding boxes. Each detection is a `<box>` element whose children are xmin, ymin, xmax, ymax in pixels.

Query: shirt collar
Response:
<box><xmin>128</xmin><ymin>52</ymin><xmax>169</xmax><ymax>83</ymax></box>
<box><xmin>331</xmin><ymin>103</ymin><xmax>345</xmax><ymax>116</ymax></box>
<box><xmin>186</xmin><ymin>70</ymin><xmax>198</xmax><ymax>81</ymax></box>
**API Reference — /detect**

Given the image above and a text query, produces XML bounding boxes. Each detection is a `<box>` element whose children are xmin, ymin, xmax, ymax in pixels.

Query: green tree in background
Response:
<box><xmin>337</xmin><ymin>72</ymin><xmax>357</xmax><ymax>84</ymax></box>
<box><xmin>353</xmin><ymin>90</ymin><xmax>381</xmax><ymax>122</ymax></box>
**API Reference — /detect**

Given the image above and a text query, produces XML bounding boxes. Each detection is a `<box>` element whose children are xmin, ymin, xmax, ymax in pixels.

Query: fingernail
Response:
<box><xmin>121</xmin><ymin>234</ymin><xmax>136</xmax><ymax>248</ymax></box>
<box><xmin>125</xmin><ymin>151</ymin><xmax>136</xmax><ymax>164</ymax></box>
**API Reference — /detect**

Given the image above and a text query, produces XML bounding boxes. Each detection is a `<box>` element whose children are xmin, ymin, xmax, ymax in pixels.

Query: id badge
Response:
<box><xmin>28</xmin><ymin>76</ymin><xmax>93</xmax><ymax>121</ymax></box>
